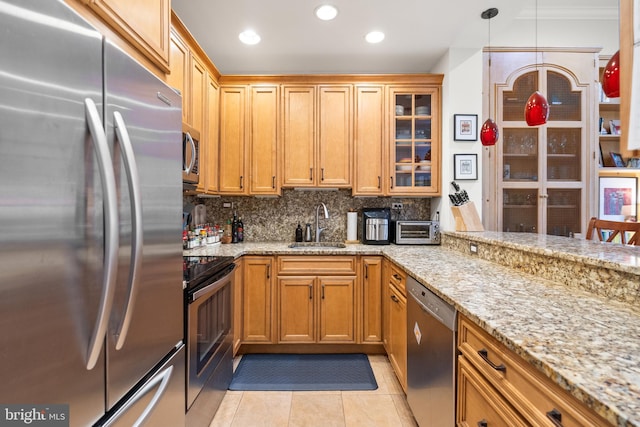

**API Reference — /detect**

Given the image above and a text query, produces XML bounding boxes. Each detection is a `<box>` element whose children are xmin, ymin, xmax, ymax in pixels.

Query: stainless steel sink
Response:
<box><xmin>287</xmin><ymin>242</ymin><xmax>347</xmax><ymax>249</ymax></box>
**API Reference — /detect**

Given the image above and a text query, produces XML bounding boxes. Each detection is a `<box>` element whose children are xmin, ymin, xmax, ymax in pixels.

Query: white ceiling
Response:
<box><xmin>171</xmin><ymin>0</ymin><xmax>619</xmax><ymax>75</ymax></box>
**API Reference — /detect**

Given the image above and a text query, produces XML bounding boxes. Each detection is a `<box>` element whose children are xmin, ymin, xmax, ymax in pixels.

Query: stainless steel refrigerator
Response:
<box><xmin>0</xmin><ymin>1</ymin><xmax>185</xmax><ymax>426</ymax></box>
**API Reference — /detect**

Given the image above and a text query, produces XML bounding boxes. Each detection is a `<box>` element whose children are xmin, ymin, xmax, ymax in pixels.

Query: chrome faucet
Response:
<box><xmin>315</xmin><ymin>203</ymin><xmax>329</xmax><ymax>242</ymax></box>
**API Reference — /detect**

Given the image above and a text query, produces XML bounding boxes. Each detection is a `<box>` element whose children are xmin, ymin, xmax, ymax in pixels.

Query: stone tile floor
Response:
<box><xmin>209</xmin><ymin>354</ymin><xmax>418</xmax><ymax>427</ymax></box>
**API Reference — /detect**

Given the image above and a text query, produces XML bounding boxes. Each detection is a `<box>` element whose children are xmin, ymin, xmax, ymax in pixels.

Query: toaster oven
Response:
<box><xmin>391</xmin><ymin>220</ymin><xmax>440</xmax><ymax>245</ymax></box>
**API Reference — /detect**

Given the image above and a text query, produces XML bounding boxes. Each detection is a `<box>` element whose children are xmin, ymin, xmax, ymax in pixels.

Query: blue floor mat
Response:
<box><xmin>229</xmin><ymin>353</ymin><xmax>378</xmax><ymax>391</ymax></box>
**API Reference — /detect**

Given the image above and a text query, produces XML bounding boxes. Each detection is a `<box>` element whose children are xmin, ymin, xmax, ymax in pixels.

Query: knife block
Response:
<box><xmin>451</xmin><ymin>202</ymin><xmax>484</xmax><ymax>232</ymax></box>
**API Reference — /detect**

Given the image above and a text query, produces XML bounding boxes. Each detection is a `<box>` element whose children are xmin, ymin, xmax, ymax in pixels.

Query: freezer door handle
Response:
<box><xmin>104</xmin><ymin>365</ymin><xmax>174</xmax><ymax>427</ymax></box>
<box><xmin>84</xmin><ymin>98</ymin><xmax>119</xmax><ymax>370</ymax></box>
<box><xmin>113</xmin><ymin>111</ymin><xmax>143</xmax><ymax>351</ymax></box>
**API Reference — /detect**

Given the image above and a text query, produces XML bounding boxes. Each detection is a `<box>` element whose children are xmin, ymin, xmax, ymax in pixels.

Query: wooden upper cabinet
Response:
<box><xmin>282</xmin><ymin>86</ymin><xmax>316</xmax><ymax>187</ymax></box>
<box><xmin>250</xmin><ymin>86</ymin><xmax>280</xmax><ymax>195</ymax></box>
<box><xmin>353</xmin><ymin>85</ymin><xmax>385</xmax><ymax>195</ymax></box>
<box><xmin>166</xmin><ymin>31</ymin><xmax>188</xmax><ymax>124</ymax></box>
<box><xmin>204</xmin><ymin>74</ymin><xmax>219</xmax><ymax>194</ymax></box>
<box><xmin>83</xmin><ymin>0</ymin><xmax>170</xmax><ymax>72</ymax></box>
<box><xmin>219</xmin><ymin>86</ymin><xmax>248</xmax><ymax>194</ymax></box>
<box><xmin>318</xmin><ymin>85</ymin><xmax>352</xmax><ymax>187</ymax></box>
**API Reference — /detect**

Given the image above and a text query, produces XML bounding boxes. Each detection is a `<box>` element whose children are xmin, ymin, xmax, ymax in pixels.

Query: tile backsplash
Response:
<box><xmin>184</xmin><ymin>189</ymin><xmax>433</xmax><ymax>242</ymax></box>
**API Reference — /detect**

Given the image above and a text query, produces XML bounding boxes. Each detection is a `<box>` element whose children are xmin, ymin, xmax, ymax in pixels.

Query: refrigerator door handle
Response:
<box><xmin>104</xmin><ymin>365</ymin><xmax>174</xmax><ymax>427</ymax></box>
<box><xmin>113</xmin><ymin>111</ymin><xmax>143</xmax><ymax>351</ymax></box>
<box><xmin>84</xmin><ymin>98</ymin><xmax>119</xmax><ymax>370</ymax></box>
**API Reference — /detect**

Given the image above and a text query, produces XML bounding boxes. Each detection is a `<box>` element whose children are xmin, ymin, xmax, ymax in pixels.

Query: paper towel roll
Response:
<box><xmin>347</xmin><ymin>211</ymin><xmax>358</xmax><ymax>241</ymax></box>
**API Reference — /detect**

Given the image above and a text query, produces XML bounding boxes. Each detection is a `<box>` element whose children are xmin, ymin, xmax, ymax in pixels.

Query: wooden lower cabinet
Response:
<box><xmin>278</xmin><ymin>275</ymin><xmax>356</xmax><ymax>344</ymax></box>
<box><xmin>361</xmin><ymin>257</ymin><xmax>382</xmax><ymax>343</ymax></box>
<box><xmin>457</xmin><ymin>356</ymin><xmax>528</xmax><ymax>427</ymax></box>
<box><xmin>242</xmin><ymin>256</ymin><xmax>274</xmax><ymax>343</ymax></box>
<box><xmin>387</xmin><ymin>281</ymin><xmax>407</xmax><ymax>391</ymax></box>
<box><xmin>457</xmin><ymin>314</ymin><xmax>612</xmax><ymax>427</ymax></box>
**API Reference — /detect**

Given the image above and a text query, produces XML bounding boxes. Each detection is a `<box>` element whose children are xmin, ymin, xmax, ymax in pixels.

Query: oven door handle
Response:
<box><xmin>191</xmin><ymin>264</ymin><xmax>236</xmax><ymax>301</ymax></box>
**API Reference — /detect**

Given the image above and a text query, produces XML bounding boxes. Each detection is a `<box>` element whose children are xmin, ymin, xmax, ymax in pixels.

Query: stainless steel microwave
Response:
<box><xmin>391</xmin><ymin>220</ymin><xmax>440</xmax><ymax>245</ymax></box>
<box><xmin>182</xmin><ymin>123</ymin><xmax>199</xmax><ymax>185</ymax></box>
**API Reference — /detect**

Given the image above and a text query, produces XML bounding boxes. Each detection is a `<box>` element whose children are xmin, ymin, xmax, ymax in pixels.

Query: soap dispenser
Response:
<box><xmin>304</xmin><ymin>223</ymin><xmax>312</xmax><ymax>242</ymax></box>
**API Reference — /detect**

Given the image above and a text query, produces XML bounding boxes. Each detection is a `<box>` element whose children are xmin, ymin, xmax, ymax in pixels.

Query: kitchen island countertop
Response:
<box><xmin>184</xmin><ymin>234</ymin><xmax>640</xmax><ymax>427</ymax></box>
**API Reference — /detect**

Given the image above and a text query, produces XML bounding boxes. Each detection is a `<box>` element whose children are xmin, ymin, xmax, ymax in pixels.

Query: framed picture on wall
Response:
<box><xmin>454</xmin><ymin>154</ymin><xmax>478</xmax><ymax>180</ymax></box>
<box><xmin>453</xmin><ymin>114</ymin><xmax>478</xmax><ymax>141</ymax></box>
<box><xmin>599</xmin><ymin>177</ymin><xmax>637</xmax><ymax>221</ymax></box>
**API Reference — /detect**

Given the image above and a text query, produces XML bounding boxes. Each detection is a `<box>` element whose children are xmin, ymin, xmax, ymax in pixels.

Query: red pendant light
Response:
<box><xmin>481</xmin><ymin>7</ymin><xmax>499</xmax><ymax>146</ymax></box>
<box><xmin>602</xmin><ymin>50</ymin><xmax>620</xmax><ymax>98</ymax></box>
<box><xmin>480</xmin><ymin>118</ymin><xmax>499</xmax><ymax>146</ymax></box>
<box><xmin>524</xmin><ymin>0</ymin><xmax>549</xmax><ymax>126</ymax></box>
<box><xmin>525</xmin><ymin>90</ymin><xmax>549</xmax><ymax>126</ymax></box>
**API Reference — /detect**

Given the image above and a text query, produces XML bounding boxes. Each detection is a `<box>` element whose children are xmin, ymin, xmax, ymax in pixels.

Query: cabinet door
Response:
<box><xmin>353</xmin><ymin>85</ymin><xmax>385</xmax><ymax>195</ymax></box>
<box><xmin>318</xmin><ymin>276</ymin><xmax>356</xmax><ymax>343</ymax></box>
<box><xmin>219</xmin><ymin>86</ymin><xmax>247</xmax><ymax>194</ymax></box>
<box><xmin>388</xmin><ymin>283</ymin><xmax>407</xmax><ymax>390</ymax></box>
<box><xmin>382</xmin><ymin>260</ymin><xmax>391</xmax><ymax>351</ymax></box>
<box><xmin>282</xmin><ymin>86</ymin><xmax>315</xmax><ymax>187</ymax></box>
<box><xmin>85</xmin><ymin>0</ymin><xmax>170</xmax><ymax>71</ymax></box>
<box><xmin>166</xmin><ymin>31</ymin><xmax>188</xmax><ymax>124</ymax></box>
<box><xmin>278</xmin><ymin>277</ymin><xmax>315</xmax><ymax>343</ymax></box>
<box><xmin>250</xmin><ymin>86</ymin><xmax>279</xmax><ymax>195</ymax></box>
<box><xmin>232</xmin><ymin>258</ymin><xmax>243</xmax><ymax>355</ymax></box>
<box><xmin>389</xmin><ymin>87</ymin><xmax>441</xmax><ymax>196</ymax></box>
<box><xmin>362</xmin><ymin>257</ymin><xmax>383</xmax><ymax>343</ymax></box>
<box><xmin>242</xmin><ymin>257</ymin><xmax>274</xmax><ymax>343</ymax></box>
<box><xmin>318</xmin><ymin>85</ymin><xmax>351</xmax><ymax>187</ymax></box>
<box><xmin>191</xmin><ymin>55</ymin><xmax>207</xmax><ymax>193</ymax></box>
<box><xmin>204</xmin><ymin>74</ymin><xmax>219</xmax><ymax>193</ymax></box>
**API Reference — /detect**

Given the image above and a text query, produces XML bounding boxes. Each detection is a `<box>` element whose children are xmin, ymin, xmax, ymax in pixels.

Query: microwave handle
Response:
<box><xmin>184</xmin><ymin>131</ymin><xmax>196</xmax><ymax>174</ymax></box>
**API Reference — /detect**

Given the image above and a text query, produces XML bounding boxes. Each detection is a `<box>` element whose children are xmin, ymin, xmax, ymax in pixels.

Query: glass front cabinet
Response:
<box><xmin>389</xmin><ymin>86</ymin><xmax>441</xmax><ymax>196</ymax></box>
<box><xmin>483</xmin><ymin>49</ymin><xmax>599</xmax><ymax>236</ymax></box>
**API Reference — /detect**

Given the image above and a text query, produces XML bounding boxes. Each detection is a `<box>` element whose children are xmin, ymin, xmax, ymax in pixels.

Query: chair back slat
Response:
<box><xmin>586</xmin><ymin>217</ymin><xmax>640</xmax><ymax>245</ymax></box>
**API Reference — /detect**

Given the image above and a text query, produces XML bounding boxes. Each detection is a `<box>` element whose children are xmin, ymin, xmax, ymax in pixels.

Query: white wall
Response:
<box><xmin>432</xmin><ymin>48</ymin><xmax>484</xmax><ymax>232</ymax></box>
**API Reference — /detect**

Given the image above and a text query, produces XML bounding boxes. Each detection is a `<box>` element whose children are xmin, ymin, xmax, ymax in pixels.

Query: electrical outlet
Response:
<box><xmin>469</xmin><ymin>243</ymin><xmax>478</xmax><ymax>254</ymax></box>
<box><xmin>223</xmin><ymin>202</ymin><xmax>232</xmax><ymax>208</ymax></box>
<box><xmin>392</xmin><ymin>203</ymin><xmax>403</xmax><ymax>210</ymax></box>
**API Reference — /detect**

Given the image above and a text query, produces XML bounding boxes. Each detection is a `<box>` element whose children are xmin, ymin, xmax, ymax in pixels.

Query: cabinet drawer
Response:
<box><xmin>458</xmin><ymin>316</ymin><xmax>610</xmax><ymax>427</ymax></box>
<box><xmin>388</xmin><ymin>264</ymin><xmax>406</xmax><ymax>296</ymax></box>
<box><xmin>277</xmin><ymin>256</ymin><xmax>356</xmax><ymax>275</ymax></box>
<box><xmin>457</xmin><ymin>356</ymin><xmax>528</xmax><ymax>427</ymax></box>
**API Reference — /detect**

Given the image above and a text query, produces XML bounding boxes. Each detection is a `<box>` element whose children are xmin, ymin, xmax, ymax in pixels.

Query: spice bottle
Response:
<box><xmin>237</xmin><ymin>217</ymin><xmax>244</xmax><ymax>242</ymax></box>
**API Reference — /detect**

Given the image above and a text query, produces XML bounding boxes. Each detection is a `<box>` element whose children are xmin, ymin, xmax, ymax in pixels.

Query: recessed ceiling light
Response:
<box><xmin>315</xmin><ymin>4</ymin><xmax>338</xmax><ymax>21</ymax></box>
<box><xmin>239</xmin><ymin>29</ymin><xmax>261</xmax><ymax>45</ymax></box>
<box><xmin>365</xmin><ymin>31</ymin><xmax>385</xmax><ymax>44</ymax></box>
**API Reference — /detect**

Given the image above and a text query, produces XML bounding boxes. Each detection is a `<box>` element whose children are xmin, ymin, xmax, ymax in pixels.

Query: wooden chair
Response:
<box><xmin>586</xmin><ymin>217</ymin><xmax>640</xmax><ymax>245</ymax></box>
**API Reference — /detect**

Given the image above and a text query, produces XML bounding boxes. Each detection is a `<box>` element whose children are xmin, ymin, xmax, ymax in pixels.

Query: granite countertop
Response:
<box><xmin>184</xmin><ymin>237</ymin><xmax>640</xmax><ymax>427</ymax></box>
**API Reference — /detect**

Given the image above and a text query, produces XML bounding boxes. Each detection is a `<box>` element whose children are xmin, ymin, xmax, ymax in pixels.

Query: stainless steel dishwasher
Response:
<box><xmin>406</xmin><ymin>275</ymin><xmax>457</xmax><ymax>426</ymax></box>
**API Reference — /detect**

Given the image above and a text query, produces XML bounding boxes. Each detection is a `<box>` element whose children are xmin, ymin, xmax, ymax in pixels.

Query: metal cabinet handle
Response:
<box><xmin>113</xmin><ymin>111</ymin><xmax>143</xmax><ymax>351</ymax></box>
<box><xmin>390</xmin><ymin>176</ymin><xmax>394</xmax><ymax>189</ymax></box>
<box><xmin>477</xmin><ymin>349</ymin><xmax>506</xmax><ymax>372</ymax></box>
<box><xmin>184</xmin><ymin>131</ymin><xmax>196</xmax><ymax>174</ymax></box>
<box><xmin>321</xmin><ymin>168</ymin><xmax>325</xmax><ymax>181</ymax></box>
<box><xmin>240</xmin><ymin>175</ymin><xmax>244</xmax><ymax>189</ymax></box>
<box><xmin>365</xmin><ymin>264</ymin><xmax>369</xmax><ymax>279</ymax></box>
<box><xmin>309</xmin><ymin>168</ymin><xmax>313</xmax><ymax>180</ymax></box>
<box><xmin>266</xmin><ymin>264</ymin><xmax>271</xmax><ymax>279</ymax></box>
<box><xmin>546</xmin><ymin>409</ymin><xmax>563</xmax><ymax>427</ymax></box>
<box><xmin>272</xmin><ymin>176</ymin><xmax>276</xmax><ymax>189</ymax></box>
<box><xmin>477</xmin><ymin>420</ymin><xmax>488</xmax><ymax>427</ymax></box>
<box><xmin>390</xmin><ymin>294</ymin><xmax>399</xmax><ymax>303</ymax></box>
<box><xmin>392</xmin><ymin>274</ymin><xmax>401</xmax><ymax>281</ymax></box>
<box><xmin>84</xmin><ymin>98</ymin><xmax>119</xmax><ymax>370</ymax></box>
<box><xmin>321</xmin><ymin>284</ymin><xmax>325</xmax><ymax>299</ymax></box>
<box><xmin>309</xmin><ymin>284</ymin><xmax>313</xmax><ymax>299</ymax></box>
<box><xmin>378</xmin><ymin>176</ymin><xmax>381</xmax><ymax>189</ymax></box>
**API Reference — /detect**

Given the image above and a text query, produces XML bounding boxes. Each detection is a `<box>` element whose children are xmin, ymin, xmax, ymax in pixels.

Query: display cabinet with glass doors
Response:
<box><xmin>389</xmin><ymin>87</ymin><xmax>440</xmax><ymax>196</ymax></box>
<box><xmin>483</xmin><ymin>49</ymin><xmax>599</xmax><ymax>236</ymax></box>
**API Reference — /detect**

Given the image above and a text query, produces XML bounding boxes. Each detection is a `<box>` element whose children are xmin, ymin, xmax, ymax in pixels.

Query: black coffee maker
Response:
<box><xmin>362</xmin><ymin>208</ymin><xmax>391</xmax><ymax>245</ymax></box>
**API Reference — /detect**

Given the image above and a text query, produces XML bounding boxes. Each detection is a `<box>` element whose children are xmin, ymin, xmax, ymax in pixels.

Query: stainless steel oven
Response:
<box><xmin>183</xmin><ymin>256</ymin><xmax>235</xmax><ymax>427</ymax></box>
